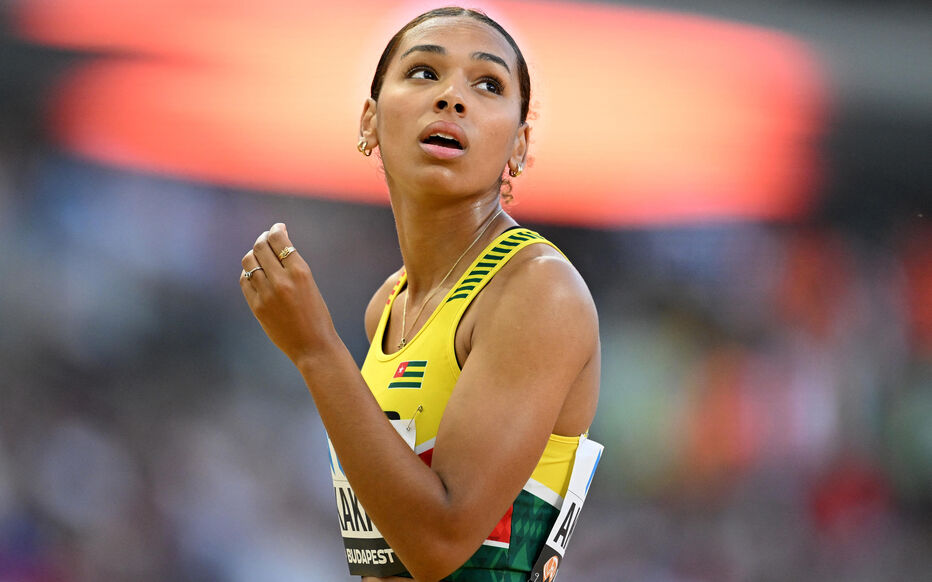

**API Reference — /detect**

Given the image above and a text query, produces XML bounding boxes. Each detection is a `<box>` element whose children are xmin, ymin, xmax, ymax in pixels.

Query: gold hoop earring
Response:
<box><xmin>509</xmin><ymin>165</ymin><xmax>523</xmax><ymax>178</ymax></box>
<box><xmin>357</xmin><ymin>137</ymin><xmax>372</xmax><ymax>157</ymax></box>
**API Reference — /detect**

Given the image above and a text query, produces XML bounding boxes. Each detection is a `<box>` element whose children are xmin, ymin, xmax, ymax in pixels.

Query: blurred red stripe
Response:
<box><xmin>15</xmin><ymin>0</ymin><xmax>826</xmax><ymax>226</ymax></box>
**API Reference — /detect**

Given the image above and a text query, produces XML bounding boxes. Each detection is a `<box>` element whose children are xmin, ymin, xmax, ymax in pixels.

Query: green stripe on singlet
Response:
<box><xmin>387</xmin><ymin>381</ymin><xmax>422</xmax><ymax>388</ymax></box>
<box><xmin>508</xmin><ymin>230</ymin><xmax>541</xmax><ymax>240</ymax></box>
<box><xmin>447</xmin><ymin>489</ymin><xmax>558</xmax><ymax>581</ymax></box>
<box><xmin>394</xmin><ymin>487</ymin><xmax>557</xmax><ymax>581</ymax></box>
<box><xmin>447</xmin><ymin>231</ymin><xmax>545</xmax><ymax>303</ymax></box>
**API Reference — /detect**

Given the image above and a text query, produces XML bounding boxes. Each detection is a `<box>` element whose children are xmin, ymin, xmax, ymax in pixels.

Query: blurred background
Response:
<box><xmin>1</xmin><ymin>0</ymin><xmax>930</xmax><ymax>580</ymax></box>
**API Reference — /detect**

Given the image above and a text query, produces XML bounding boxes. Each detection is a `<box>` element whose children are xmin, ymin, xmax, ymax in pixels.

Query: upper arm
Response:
<box><xmin>430</xmin><ymin>253</ymin><xmax>599</xmax><ymax>551</ymax></box>
<box><xmin>364</xmin><ymin>267</ymin><xmax>404</xmax><ymax>343</ymax></box>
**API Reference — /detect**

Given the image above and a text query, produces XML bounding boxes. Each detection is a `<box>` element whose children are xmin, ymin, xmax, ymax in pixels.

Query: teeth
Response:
<box><xmin>431</xmin><ymin>133</ymin><xmax>457</xmax><ymax>141</ymax></box>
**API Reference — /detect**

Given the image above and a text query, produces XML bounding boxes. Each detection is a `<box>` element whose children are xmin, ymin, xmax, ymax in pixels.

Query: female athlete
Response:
<box><xmin>240</xmin><ymin>7</ymin><xmax>600</xmax><ymax>581</ymax></box>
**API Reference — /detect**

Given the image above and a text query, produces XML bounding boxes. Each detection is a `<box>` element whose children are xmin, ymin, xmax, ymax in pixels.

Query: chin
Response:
<box><xmin>418</xmin><ymin>174</ymin><xmax>473</xmax><ymax>198</ymax></box>
<box><xmin>395</xmin><ymin>165</ymin><xmax>469</xmax><ymax>196</ymax></box>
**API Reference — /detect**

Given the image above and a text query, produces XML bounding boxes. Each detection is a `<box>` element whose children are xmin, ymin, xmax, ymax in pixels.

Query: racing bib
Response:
<box><xmin>528</xmin><ymin>436</ymin><xmax>603</xmax><ymax>582</ymax></box>
<box><xmin>328</xmin><ymin>418</ymin><xmax>415</xmax><ymax>577</ymax></box>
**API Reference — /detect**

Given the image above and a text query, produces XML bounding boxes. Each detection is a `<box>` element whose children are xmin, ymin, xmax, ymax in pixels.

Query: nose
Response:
<box><xmin>436</xmin><ymin>99</ymin><xmax>465</xmax><ymax>115</ymax></box>
<box><xmin>434</xmin><ymin>83</ymin><xmax>466</xmax><ymax>116</ymax></box>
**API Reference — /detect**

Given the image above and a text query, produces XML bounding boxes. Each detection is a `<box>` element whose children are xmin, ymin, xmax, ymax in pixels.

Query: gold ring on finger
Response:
<box><xmin>278</xmin><ymin>246</ymin><xmax>296</xmax><ymax>261</ymax></box>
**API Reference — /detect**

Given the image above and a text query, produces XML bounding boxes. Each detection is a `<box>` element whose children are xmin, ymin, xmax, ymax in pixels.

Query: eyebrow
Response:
<box><xmin>400</xmin><ymin>44</ymin><xmax>511</xmax><ymax>74</ymax></box>
<box><xmin>472</xmin><ymin>51</ymin><xmax>511</xmax><ymax>74</ymax></box>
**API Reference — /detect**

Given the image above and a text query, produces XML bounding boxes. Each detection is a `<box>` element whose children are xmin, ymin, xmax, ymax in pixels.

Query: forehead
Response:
<box><xmin>396</xmin><ymin>16</ymin><xmax>517</xmax><ymax>68</ymax></box>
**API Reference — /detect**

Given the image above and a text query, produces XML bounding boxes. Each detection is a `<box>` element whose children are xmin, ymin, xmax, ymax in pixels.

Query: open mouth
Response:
<box><xmin>421</xmin><ymin>133</ymin><xmax>463</xmax><ymax>150</ymax></box>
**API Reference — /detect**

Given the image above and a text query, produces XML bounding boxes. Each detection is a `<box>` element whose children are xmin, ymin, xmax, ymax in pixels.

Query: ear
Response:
<box><xmin>358</xmin><ymin>97</ymin><xmax>379</xmax><ymax>151</ymax></box>
<box><xmin>508</xmin><ymin>122</ymin><xmax>530</xmax><ymax>175</ymax></box>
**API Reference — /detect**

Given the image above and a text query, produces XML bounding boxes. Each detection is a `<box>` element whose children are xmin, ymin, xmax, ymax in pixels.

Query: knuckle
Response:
<box><xmin>270</xmin><ymin>278</ymin><xmax>291</xmax><ymax>295</ymax></box>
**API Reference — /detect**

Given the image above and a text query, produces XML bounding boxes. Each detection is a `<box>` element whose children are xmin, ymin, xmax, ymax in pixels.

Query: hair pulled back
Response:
<box><xmin>369</xmin><ymin>7</ymin><xmax>531</xmax><ymax>125</ymax></box>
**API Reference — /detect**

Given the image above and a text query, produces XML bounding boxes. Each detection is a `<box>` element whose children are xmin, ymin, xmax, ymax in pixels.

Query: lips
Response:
<box><xmin>418</xmin><ymin>121</ymin><xmax>468</xmax><ymax>160</ymax></box>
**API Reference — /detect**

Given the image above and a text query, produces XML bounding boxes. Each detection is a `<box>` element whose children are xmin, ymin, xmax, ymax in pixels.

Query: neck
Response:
<box><xmin>392</xmin><ymin>193</ymin><xmax>512</xmax><ymax>302</ymax></box>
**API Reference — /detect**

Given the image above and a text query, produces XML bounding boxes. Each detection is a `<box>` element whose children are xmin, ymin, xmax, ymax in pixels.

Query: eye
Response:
<box><xmin>406</xmin><ymin>65</ymin><xmax>438</xmax><ymax>81</ymax></box>
<box><xmin>476</xmin><ymin>76</ymin><xmax>504</xmax><ymax>95</ymax></box>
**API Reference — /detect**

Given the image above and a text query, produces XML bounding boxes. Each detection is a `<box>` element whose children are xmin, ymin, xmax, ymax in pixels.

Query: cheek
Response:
<box><xmin>375</xmin><ymin>87</ymin><xmax>418</xmax><ymax>139</ymax></box>
<box><xmin>481</xmin><ymin>117</ymin><xmax>521</xmax><ymax>161</ymax></box>
<box><xmin>373</xmin><ymin>107</ymin><xmax>414</xmax><ymax>172</ymax></box>
<box><xmin>375</xmin><ymin>105</ymin><xmax>407</xmax><ymax>148</ymax></box>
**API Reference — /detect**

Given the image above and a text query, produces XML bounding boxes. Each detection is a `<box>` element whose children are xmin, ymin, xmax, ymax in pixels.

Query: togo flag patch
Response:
<box><xmin>388</xmin><ymin>360</ymin><xmax>427</xmax><ymax>389</ymax></box>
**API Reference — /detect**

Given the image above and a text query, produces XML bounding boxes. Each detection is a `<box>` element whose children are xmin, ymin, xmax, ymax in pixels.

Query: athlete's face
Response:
<box><xmin>360</xmin><ymin>16</ymin><xmax>529</xmax><ymax>200</ymax></box>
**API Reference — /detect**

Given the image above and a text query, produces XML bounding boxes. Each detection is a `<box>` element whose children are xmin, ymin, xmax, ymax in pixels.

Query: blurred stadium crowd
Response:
<box><xmin>1</xmin><ymin>1</ymin><xmax>931</xmax><ymax>581</ymax></box>
<box><xmin>1</xmin><ymin>157</ymin><xmax>929</xmax><ymax>581</ymax></box>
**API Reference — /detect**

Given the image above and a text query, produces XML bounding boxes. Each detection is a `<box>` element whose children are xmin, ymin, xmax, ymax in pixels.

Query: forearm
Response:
<box><xmin>240</xmin><ymin>224</ymin><xmax>489</xmax><ymax>579</ymax></box>
<box><xmin>295</xmin><ymin>338</ymin><xmax>471</xmax><ymax>580</ymax></box>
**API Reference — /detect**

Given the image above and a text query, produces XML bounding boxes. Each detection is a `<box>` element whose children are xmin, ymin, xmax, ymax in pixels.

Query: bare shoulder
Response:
<box><xmin>456</xmin><ymin>238</ymin><xmax>600</xmax><ymax>436</ymax></box>
<box><xmin>462</xmin><ymin>241</ymin><xmax>600</xmax><ymax>379</ymax></box>
<box><xmin>364</xmin><ymin>266</ymin><xmax>404</xmax><ymax>343</ymax></box>
<box><xmin>478</xmin><ymin>242</ymin><xmax>598</xmax><ymax>340</ymax></box>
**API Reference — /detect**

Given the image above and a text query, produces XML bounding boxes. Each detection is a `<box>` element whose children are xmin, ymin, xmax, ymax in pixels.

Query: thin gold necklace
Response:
<box><xmin>398</xmin><ymin>207</ymin><xmax>504</xmax><ymax>349</ymax></box>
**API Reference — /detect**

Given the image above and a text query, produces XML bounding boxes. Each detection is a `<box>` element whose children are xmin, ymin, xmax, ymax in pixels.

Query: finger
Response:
<box><xmin>252</xmin><ymin>230</ymin><xmax>285</xmax><ymax>281</ymax></box>
<box><xmin>268</xmin><ymin>222</ymin><xmax>308</xmax><ymax>271</ymax></box>
<box><xmin>240</xmin><ymin>249</ymin><xmax>266</xmax><ymax>287</ymax></box>
<box><xmin>241</xmin><ymin>248</ymin><xmax>263</xmax><ymax>273</ymax></box>
<box><xmin>239</xmin><ymin>268</ymin><xmax>259</xmax><ymax>300</ymax></box>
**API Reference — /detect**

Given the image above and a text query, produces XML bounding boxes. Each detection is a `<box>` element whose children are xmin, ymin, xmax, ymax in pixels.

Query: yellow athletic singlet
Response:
<box><xmin>356</xmin><ymin>227</ymin><xmax>581</xmax><ymax>582</ymax></box>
